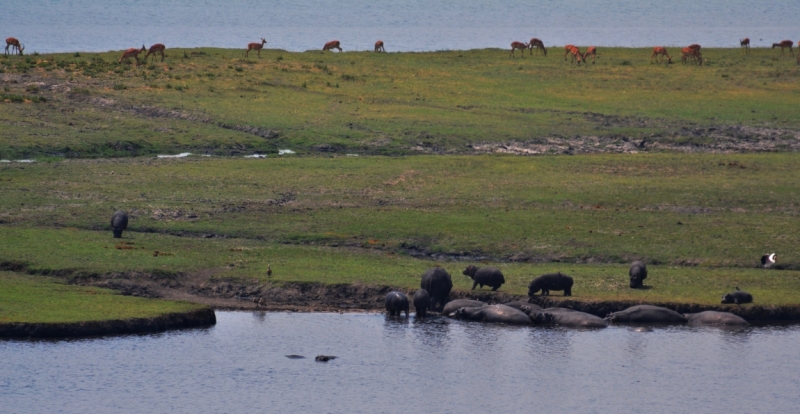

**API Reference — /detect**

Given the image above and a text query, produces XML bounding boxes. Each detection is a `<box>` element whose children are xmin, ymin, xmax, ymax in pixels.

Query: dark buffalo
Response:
<box><xmin>721</xmin><ymin>288</ymin><xmax>753</xmax><ymax>305</ymax></box>
<box><xmin>442</xmin><ymin>299</ymin><xmax>486</xmax><ymax>315</ymax></box>
<box><xmin>462</xmin><ymin>265</ymin><xmax>505</xmax><ymax>291</ymax></box>
<box><xmin>385</xmin><ymin>291</ymin><xmax>409</xmax><ymax>317</ymax></box>
<box><xmin>605</xmin><ymin>305</ymin><xmax>688</xmax><ymax>324</ymax></box>
<box><xmin>684</xmin><ymin>311</ymin><xmax>748</xmax><ymax>326</ymax></box>
<box><xmin>452</xmin><ymin>304</ymin><xmax>531</xmax><ymax>325</ymax></box>
<box><xmin>420</xmin><ymin>267</ymin><xmax>453</xmax><ymax>311</ymax></box>
<box><xmin>530</xmin><ymin>307</ymin><xmax>608</xmax><ymax>328</ymax></box>
<box><xmin>629</xmin><ymin>261</ymin><xmax>648</xmax><ymax>288</ymax></box>
<box><xmin>111</xmin><ymin>210</ymin><xmax>129</xmax><ymax>238</ymax></box>
<box><xmin>413</xmin><ymin>289</ymin><xmax>432</xmax><ymax>317</ymax></box>
<box><xmin>527</xmin><ymin>272</ymin><xmax>574</xmax><ymax>296</ymax></box>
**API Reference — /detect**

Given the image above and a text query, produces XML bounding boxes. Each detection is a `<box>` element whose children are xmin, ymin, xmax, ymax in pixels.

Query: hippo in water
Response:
<box><xmin>605</xmin><ymin>305</ymin><xmax>688</xmax><ymax>324</ymax></box>
<box><xmin>629</xmin><ymin>261</ymin><xmax>648</xmax><ymax>288</ymax></box>
<box><xmin>420</xmin><ymin>267</ymin><xmax>453</xmax><ymax>311</ymax></box>
<box><xmin>413</xmin><ymin>289</ymin><xmax>431</xmax><ymax>317</ymax></box>
<box><xmin>111</xmin><ymin>210</ymin><xmax>129</xmax><ymax>238</ymax></box>
<box><xmin>684</xmin><ymin>311</ymin><xmax>748</xmax><ymax>326</ymax></box>
<box><xmin>384</xmin><ymin>291</ymin><xmax>409</xmax><ymax>317</ymax></box>
<box><xmin>721</xmin><ymin>288</ymin><xmax>753</xmax><ymax>305</ymax></box>
<box><xmin>452</xmin><ymin>304</ymin><xmax>531</xmax><ymax>325</ymax></box>
<box><xmin>442</xmin><ymin>299</ymin><xmax>486</xmax><ymax>315</ymax></box>
<box><xmin>527</xmin><ymin>272</ymin><xmax>574</xmax><ymax>296</ymax></box>
<box><xmin>462</xmin><ymin>265</ymin><xmax>505</xmax><ymax>291</ymax></box>
<box><xmin>529</xmin><ymin>308</ymin><xmax>608</xmax><ymax>328</ymax></box>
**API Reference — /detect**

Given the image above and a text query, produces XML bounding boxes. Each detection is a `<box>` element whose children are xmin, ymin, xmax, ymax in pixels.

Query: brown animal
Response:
<box><xmin>772</xmin><ymin>40</ymin><xmax>794</xmax><ymax>56</ymax></box>
<box><xmin>681</xmin><ymin>47</ymin><xmax>702</xmax><ymax>65</ymax></box>
<box><xmin>145</xmin><ymin>43</ymin><xmax>166</xmax><ymax>62</ymax></box>
<box><xmin>510</xmin><ymin>41</ymin><xmax>529</xmax><ymax>57</ymax></box>
<box><xmin>569</xmin><ymin>46</ymin><xmax>584</xmax><ymax>65</ymax></box>
<box><xmin>374</xmin><ymin>40</ymin><xmax>385</xmax><ymax>52</ymax></box>
<box><xmin>5</xmin><ymin>37</ymin><xmax>24</xmax><ymax>55</ymax></box>
<box><xmin>740</xmin><ymin>38</ymin><xmax>750</xmax><ymax>53</ymax></box>
<box><xmin>323</xmin><ymin>40</ymin><xmax>342</xmax><ymax>52</ymax></box>
<box><xmin>245</xmin><ymin>38</ymin><xmax>267</xmax><ymax>58</ymax></box>
<box><xmin>528</xmin><ymin>38</ymin><xmax>547</xmax><ymax>56</ymax></box>
<box><xmin>563</xmin><ymin>44</ymin><xmax>575</xmax><ymax>60</ymax></box>
<box><xmin>583</xmin><ymin>46</ymin><xmax>597</xmax><ymax>63</ymax></box>
<box><xmin>651</xmin><ymin>46</ymin><xmax>672</xmax><ymax>63</ymax></box>
<box><xmin>118</xmin><ymin>45</ymin><xmax>146</xmax><ymax>64</ymax></box>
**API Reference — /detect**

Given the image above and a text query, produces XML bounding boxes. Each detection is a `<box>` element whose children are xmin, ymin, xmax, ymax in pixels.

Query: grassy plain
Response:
<box><xmin>1</xmin><ymin>47</ymin><xmax>799</xmax><ymax>158</ymax></box>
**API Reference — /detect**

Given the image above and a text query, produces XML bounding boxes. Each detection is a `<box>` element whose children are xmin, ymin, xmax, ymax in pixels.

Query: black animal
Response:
<box><xmin>413</xmin><ymin>289</ymin><xmax>432</xmax><ymax>317</ymax></box>
<box><xmin>721</xmin><ymin>288</ymin><xmax>753</xmax><ymax>305</ymax></box>
<box><xmin>315</xmin><ymin>355</ymin><xmax>337</xmax><ymax>362</ymax></box>
<box><xmin>462</xmin><ymin>265</ymin><xmax>505</xmax><ymax>291</ymax></box>
<box><xmin>629</xmin><ymin>261</ymin><xmax>648</xmax><ymax>288</ymax></box>
<box><xmin>111</xmin><ymin>210</ymin><xmax>129</xmax><ymax>238</ymax></box>
<box><xmin>385</xmin><ymin>291</ymin><xmax>410</xmax><ymax>316</ymax></box>
<box><xmin>420</xmin><ymin>267</ymin><xmax>453</xmax><ymax>311</ymax></box>
<box><xmin>527</xmin><ymin>272</ymin><xmax>573</xmax><ymax>296</ymax></box>
<box><xmin>760</xmin><ymin>253</ymin><xmax>776</xmax><ymax>268</ymax></box>
<box><xmin>442</xmin><ymin>299</ymin><xmax>486</xmax><ymax>315</ymax></box>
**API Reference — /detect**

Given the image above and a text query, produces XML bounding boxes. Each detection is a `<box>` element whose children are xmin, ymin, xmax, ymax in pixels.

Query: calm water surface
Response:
<box><xmin>2</xmin><ymin>311</ymin><xmax>800</xmax><ymax>413</ymax></box>
<box><xmin>2</xmin><ymin>1</ymin><xmax>799</xmax><ymax>53</ymax></box>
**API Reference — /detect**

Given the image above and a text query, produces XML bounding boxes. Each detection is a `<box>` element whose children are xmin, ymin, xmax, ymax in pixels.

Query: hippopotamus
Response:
<box><xmin>684</xmin><ymin>311</ymin><xmax>748</xmax><ymax>326</ymax></box>
<box><xmin>629</xmin><ymin>261</ymin><xmax>648</xmax><ymax>288</ymax></box>
<box><xmin>721</xmin><ymin>288</ymin><xmax>753</xmax><ymax>305</ymax></box>
<box><xmin>384</xmin><ymin>291</ymin><xmax>409</xmax><ymax>317</ymax></box>
<box><xmin>442</xmin><ymin>299</ymin><xmax>487</xmax><ymax>315</ymax></box>
<box><xmin>530</xmin><ymin>307</ymin><xmax>608</xmax><ymax>328</ymax></box>
<box><xmin>462</xmin><ymin>265</ymin><xmax>505</xmax><ymax>291</ymax></box>
<box><xmin>413</xmin><ymin>289</ymin><xmax>431</xmax><ymax>317</ymax></box>
<box><xmin>111</xmin><ymin>210</ymin><xmax>129</xmax><ymax>238</ymax></box>
<box><xmin>420</xmin><ymin>267</ymin><xmax>453</xmax><ymax>310</ymax></box>
<box><xmin>452</xmin><ymin>304</ymin><xmax>531</xmax><ymax>325</ymax></box>
<box><xmin>502</xmin><ymin>300</ymin><xmax>543</xmax><ymax>313</ymax></box>
<box><xmin>527</xmin><ymin>272</ymin><xmax>573</xmax><ymax>296</ymax></box>
<box><xmin>605</xmin><ymin>305</ymin><xmax>688</xmax><ymax>324</ymax></box>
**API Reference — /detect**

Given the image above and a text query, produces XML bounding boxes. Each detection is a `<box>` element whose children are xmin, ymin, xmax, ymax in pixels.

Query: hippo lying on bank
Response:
<box><xmin>442</xmin><ymin>299</ymin><xmax>487</xmax><ymax>315</ymax></box>
<box><xmin>111</xmin><ymin>210</ymin><xmax>129</xmax><ymax>239</ymax></box>
<box><xmin>528</xmin><ymin>272</ymin><xmax>573</xmax><ymax>296</ymax></box>
<box><xmin>529</xmin><ymin>308</ymin><xmax>608</xmax><ymax>328</ymax></box>
<box><xmin>413</xmin><ymin>289</ymin><xmax>431</xmax><ymax>317</ymax></box>
<box><xmin>684</xmin><ymin>311</ymin><xmax>748</xmax><ymax>326</ymax></box>
<box><xmin>605</xmin><ymin>305</ymin><xmax>688</xmax><ymax>324</ymax></box>
<box><xmin>420</xmin><ymin>267</ymin><xmax>453</xmax><ymax>311</ymax></box>
<box><xmin>629</xmin><ymin>261</ymin><xmax>648</xmax><ymax>289</ymax></box>
<box><xmin>463</xmin><ymin>265</ymin><xmax>505</xmax><ymax>291</ymax></box>
<box><xmin>451</xmin><ymin>304</ymin><xmax>531</xmax><ymax>325</ymax></box>
<box><xmin>721</xmin><ymin>288</ymin><xmax>753</xmax><ymax>305</ymax></box>
<box><xmin>385</xmin><ymin>291</ymin><xmax>409</xmax><ymax>317</ymax></box>
<box><xmin>503</xmin><ymin>300</ymin><xmax>543</xmax><ymax>313</ymax></box>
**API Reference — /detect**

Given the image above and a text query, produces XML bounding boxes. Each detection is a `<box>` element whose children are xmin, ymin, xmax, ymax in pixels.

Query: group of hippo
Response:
<box><xmin>384</xmin><ymin>265</ymin><xmax>753</xmax><ymax>328</ymax></box>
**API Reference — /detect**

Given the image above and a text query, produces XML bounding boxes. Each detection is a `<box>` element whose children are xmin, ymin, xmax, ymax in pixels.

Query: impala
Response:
<box><xmin>323</xmin><ymin>40</ymin><xmax>342</xmax><ymax>52</ymax></box>
<box><xmin>681</xmin><ymin>47</ymin><xmax>702</xmax><ymax>65</ymax></box>
<box><xmin>772</xmin><ymin>40</ymin><xmax>794</xmax><ymax>56</ymax></box>
<box><xmin>651</xmin><ymin>46</ymin><xmax>672</xmax><ymax>63</ymax></box>
<box><xmin>374</xmin><ymin>40</ymin><xmax>385</xmax><ymax>53</ymax></box>
<box><xmin>4</xmin><ymin>37</ymin><xmax>23</xmax><ymax>55</ymax></box>
<box><xmin>740</xmin><ymin>38</ymin><xmax>750</xmax><ymax>53</ymax></box>
<box><xmin>563</xmin><ymin>44</ymin><xmax>575</xmax><ymax>60</ymax></box>
<box><xmin>583</xmin><ymin>46</ymin><xmax>597</xmax><ymax>63</ymax></box>
<box><xmin>569</xmin><ymin>46</ymin><xmax>584</xmax><ymax>65</ymax></box>
<box><xmin>245</xmin><ymin>38</ymin><xmax>267</xmax><ymax>58</ymax></box>
<box><xmin>528</xmin><ymin>38</ymin><xmax>547</xmax><ymax>56</ymax></box>
<box><xmin>510</xmin><ymin>41</ymin><xmax>529</xmax><ymax>57</ymax></box>
<box><xmin>145</xmin><ymin>43</ymin><xmax>166</xmax><ymax>62</ymax></box>
<box><xmin>118</xmin><ymin>45</ymin><xmax>146</xmax><ymax>64</ymax></box>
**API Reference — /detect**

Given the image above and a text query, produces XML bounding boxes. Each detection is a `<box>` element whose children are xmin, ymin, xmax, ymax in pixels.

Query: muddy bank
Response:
<box><xmin>0</xmin><ymin>307</ymin><xmax>216</xmax><ymax>339</ymax></box>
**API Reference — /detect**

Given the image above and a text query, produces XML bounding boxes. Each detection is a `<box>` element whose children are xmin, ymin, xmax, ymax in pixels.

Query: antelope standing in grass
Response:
<box><xmin>651</xmin><ymin>46</ymin><xmax>672</xmax><ymax>63</ymax></box>
<box><xmin>245</xmin><ymin>38</ymin><xmax>267</xmax><ymax>58</ymax></box>
<box><xmin>4</xmin><ymin>37</ymin><xmax>24</xmax><ymax>55</ymax></box>
<box><xmin>583</xmin><ymin>46</ymin><xmax>597</xmax><ymax>64</ymax></box>
<box><xmin>145</xmin><ymin>43</ymin><xmax>166</xmax><ymax>62</ymax></box>
<box><xmin>563</xmin><ymin>44</ymin><xmax>575</xmax><ymax>60</ymax></box>
<box><xmin>323</xmin><ymin>40</ymin><xmax>342</xmax><ymax>52</ymax></box>
<box><xmin>528</xmin><ymin>38</ymin><xmax>547</xmax><ymax>56</ymax></box>
<box><xmin>772</xmin><ymin>40</ymin><xmax>794</xmax><ymax>56</ymax></box>
<box><xmin>740</xmin><ymin>38</ymin><xmax>750</xmax><ymax>53</ymax></box>
<box><xmin>118</xmin><ymin>45</ymin><xmax>146</xmax><ymax>64</ymax></box>
<box><xmin>374</xmin><ymin>40</ymin><xmax>385</xmax><ymax>52</ymax></box>
<box><xmin>510</xmin><ymin>41</ymin><xmax>529</xmax><ymax>57</ymax></box>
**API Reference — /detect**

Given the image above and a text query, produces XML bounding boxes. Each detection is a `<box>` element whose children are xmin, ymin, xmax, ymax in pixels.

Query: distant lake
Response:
<box><xmin>2</xmin><ymin>0</ymin><xmax>798</xmax><ymax>53</ymax></box>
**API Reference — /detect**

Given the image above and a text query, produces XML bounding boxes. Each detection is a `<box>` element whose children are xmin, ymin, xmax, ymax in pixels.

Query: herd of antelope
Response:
<box><xmin>4</xmin><ymin>36</ymin><xmax>800</xmax><ymax>66</ymax></box>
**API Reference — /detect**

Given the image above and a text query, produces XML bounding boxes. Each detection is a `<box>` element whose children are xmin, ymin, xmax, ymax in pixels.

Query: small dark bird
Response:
<box><xmin>315</xmin><ymin>355</ymin><xmax>337</xmax><ymax>362</ymax></box>
<box><xmin>267</xmin><ymin>264</ymin><xmax>272</xmax><ymax>277</ymax></box>
<box><xmin>111</xmin><ymin>210</ymin><xmax>129</xmax><ymax>238</ymax></box>
<box><xmin>760</xmin><ymin>253</ymin><xmax>776</xmax><ymax>268</ymax></box>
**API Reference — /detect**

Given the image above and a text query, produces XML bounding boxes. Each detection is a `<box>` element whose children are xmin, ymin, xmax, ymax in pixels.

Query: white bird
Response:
<box><xmin>760</xmin><ymin>253</ymin><xmax>776</xmax><ymax>268</ymax></box>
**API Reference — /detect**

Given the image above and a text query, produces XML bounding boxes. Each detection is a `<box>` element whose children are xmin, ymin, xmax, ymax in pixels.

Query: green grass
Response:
<box><xmin>0</xmin><ymin>271</ymin><xmax>204</xmax><ymax>323</ymax></box>
<box><xmin>0</xmin><ymin>47</ymin><xmax>798</xmax><ymax>158</ymax></box>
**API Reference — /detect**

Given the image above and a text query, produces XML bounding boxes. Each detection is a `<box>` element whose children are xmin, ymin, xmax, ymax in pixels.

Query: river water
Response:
<box><xmin>2</xmin><ymin>1</ymin><xmax>799</xmax><ymax>53</ymax></box>
<box><xmin>2</xmin><ymin>311</ymin><xmax>799</xmax><ymax>413</ymax></box>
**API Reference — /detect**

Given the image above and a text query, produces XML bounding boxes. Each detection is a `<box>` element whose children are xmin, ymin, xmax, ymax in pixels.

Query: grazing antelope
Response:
<box><xmin>510</xmin><ymin>41</ymin><xmax>529</xmax><ymax>57</ymax></box>
<box><xmin>145</xmin><ymin>43</ymin><xmax>166</xmax><ymax>62</ymax></box>
<box><xmin>772</xmin><ymin>40</ymin><xmax>794</xmax><ymax>56</ymax></box>
<box><xmin>323</xmin><ymin>40</ymin><xmax>342</xmax><ymax>52</ymax></box>
<box><xmin>584</xmin><ymin>46</ymin><xmax>597</xmax><ymax>64</ymax></box>
<box><xmin>528</xmin><ymin>38</ymin><xmax>547</xmax><ymax>56</ymax></box>
<box><xmin>569</xmin><ymin>46</ymin><xmax>584</xmax><ymax>65</ymax></box>
<box><xmin>118</xmin><ymin>45</ymin><xmax>146</xmax><ymax>64</ymax></box>
<box><xmin>740</xmin><ymin>38</ymin><xmax>750</xmax><ymax>53</ymax></box>
<box><xmin>681</xmin><ymin>47</ymin><xmax>702</xmax><ymax>65</ymax></box>
<box><xmin>4</xmin><ymin>37</ymin><xmax>23</xmax><ymax>55</ymax></box>
<box><xmin>651</xmin><ymin>46</ymin><xmax>672</xmax><ymax>63</ymax></box>
<box><xmin>563</xmin><ymin>44</ymin><xmax>575</xmax><ymax>60</ymax></box>
<box><xmin>245</xmin><ymin>38</ymin><xmax>267</xmax><ymax>58</ymax></box>
<box><xmin>374</xmin><ymin>40</ymin><xmax>385</xmax><ymax>53</ymax></box>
